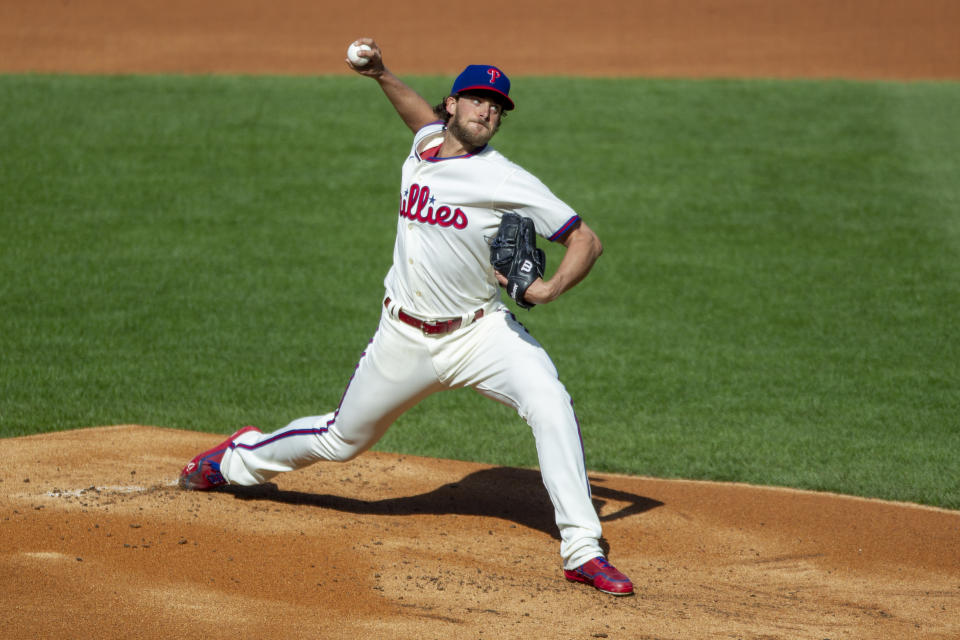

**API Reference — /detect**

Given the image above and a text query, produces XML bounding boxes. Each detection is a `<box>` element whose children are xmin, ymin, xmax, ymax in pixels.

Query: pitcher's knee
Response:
<box><xmin>326</xmin><ymin>445</ymin><xmax>364</xmax><ymax>463</ymax></box>
<box><xmin>318</xmin><ymin>426</ymin><xmax>374</xmax><ymax>463</ymax></box>
<box><xmin>523</xmin><ymin>391</ymin><xmax>575</xmax><ymax>431</ymax></box>
<box><xmin>318</xmin><ymin>435</ymin><xmax>366</xmax><ymax>462</ymax></box>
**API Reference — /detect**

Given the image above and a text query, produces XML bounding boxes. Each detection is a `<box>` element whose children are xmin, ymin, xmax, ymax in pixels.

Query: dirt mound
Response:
<box><xmin>1</xmin><ymin>426</ymin><xmax>957</xmax><ymax>638</ymax></box>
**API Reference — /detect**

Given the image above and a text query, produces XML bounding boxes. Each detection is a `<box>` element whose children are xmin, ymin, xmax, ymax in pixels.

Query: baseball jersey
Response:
<box><xmin>384</xmin><ymin>122</ymin><xmax>582</xmax><ymax>319</ymax></box>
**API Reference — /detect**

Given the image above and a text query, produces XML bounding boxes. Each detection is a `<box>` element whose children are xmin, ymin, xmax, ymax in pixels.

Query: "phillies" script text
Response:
<box><xmin>399</xmin><ymin>184</ymin><xmax>468</xmax><ymax>229</ymax></box>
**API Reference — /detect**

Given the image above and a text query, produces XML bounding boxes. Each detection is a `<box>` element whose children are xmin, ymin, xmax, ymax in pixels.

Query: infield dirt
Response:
<box><xmin>2</xmin><ymin>1</ymin><xmax>959</xmax><ymax>638</ymax></box>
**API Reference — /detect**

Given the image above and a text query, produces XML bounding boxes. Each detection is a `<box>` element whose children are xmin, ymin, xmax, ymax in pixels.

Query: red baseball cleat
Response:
<box><xmin>178</xmin><ymin>426</ymin><xmax>261</xmax><ymax>490</ymax></box>
<box><xmin>564</xmin><ymin>557</ymin><xmax>634</xmax><ymax>596</ymax></box>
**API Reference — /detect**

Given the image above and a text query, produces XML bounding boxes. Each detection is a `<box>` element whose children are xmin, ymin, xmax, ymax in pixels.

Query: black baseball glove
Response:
<box><xmin>490</xmin><ymin>212</ymin><xmax>546</xmax><ymax>309</ymax></box>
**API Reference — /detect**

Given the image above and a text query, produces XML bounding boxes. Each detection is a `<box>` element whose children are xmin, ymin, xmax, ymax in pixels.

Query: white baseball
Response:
<box><xmin>347</xmin><ymin>42</ymin><xmax>373</xmax><ymax>67</ymax></box>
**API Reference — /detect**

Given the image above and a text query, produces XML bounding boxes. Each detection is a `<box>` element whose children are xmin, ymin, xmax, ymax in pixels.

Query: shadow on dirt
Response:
<box><xmin>223</xmin><ymin>466</ymin><xmax>663</xmax><ymax>540</ymax></box>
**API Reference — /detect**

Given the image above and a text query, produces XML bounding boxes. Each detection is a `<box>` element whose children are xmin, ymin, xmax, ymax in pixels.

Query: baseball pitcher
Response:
<box><xmin>178</xmin><ymin>38</ymin><xmax>633</xmax><ymax>596</ymax></box>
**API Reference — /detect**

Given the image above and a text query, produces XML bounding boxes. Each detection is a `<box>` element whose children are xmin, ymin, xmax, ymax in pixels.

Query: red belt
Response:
<box><xmin>384</xmin><ymin>298</ymin><xmax>484</xmax><ymax>335</ymax></box>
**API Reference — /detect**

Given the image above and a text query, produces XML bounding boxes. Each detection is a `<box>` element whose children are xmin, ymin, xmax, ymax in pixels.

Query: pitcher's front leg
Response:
<box><xmin>220</xmin><ymin>317</ymin><xmax>443</xmax><ymax>485</ymax></box>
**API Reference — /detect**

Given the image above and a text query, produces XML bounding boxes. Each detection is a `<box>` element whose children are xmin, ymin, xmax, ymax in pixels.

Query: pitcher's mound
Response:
<box><xmin>1</xmin><ymin>425</ymin><xmax>957</xmax><ymax>638</ymax></box>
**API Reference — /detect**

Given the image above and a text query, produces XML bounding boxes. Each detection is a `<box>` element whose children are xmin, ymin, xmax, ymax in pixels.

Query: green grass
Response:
<box><xmin>1</xmin><ymin>74</ymin><xmax>957</xmax><ymax>509</ymax></box>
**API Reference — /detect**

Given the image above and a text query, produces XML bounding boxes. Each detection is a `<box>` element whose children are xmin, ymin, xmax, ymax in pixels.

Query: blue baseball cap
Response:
<box><xmin>450</xmin><ymin>65</ymin><xmax>515</xmax><ymax>110</ymax></box>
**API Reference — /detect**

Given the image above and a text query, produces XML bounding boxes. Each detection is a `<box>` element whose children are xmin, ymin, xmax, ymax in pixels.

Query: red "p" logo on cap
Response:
<box><xmin>487</xmin><ymin>68</ymin><xmax>502</xmax><ymax>84</ymax></box>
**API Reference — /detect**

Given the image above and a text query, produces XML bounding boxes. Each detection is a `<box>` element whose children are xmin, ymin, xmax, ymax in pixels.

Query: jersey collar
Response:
<box><xmin>423</xmin><ymin>144</ymin><xmax>487</xmax><ymax>162</ymax></box>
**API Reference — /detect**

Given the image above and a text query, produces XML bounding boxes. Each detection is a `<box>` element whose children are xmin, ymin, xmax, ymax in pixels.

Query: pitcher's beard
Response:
<box><xmin>447</xmin><ymin>117</ymin><xmax>495</xmax><ymax>151</ymax></box>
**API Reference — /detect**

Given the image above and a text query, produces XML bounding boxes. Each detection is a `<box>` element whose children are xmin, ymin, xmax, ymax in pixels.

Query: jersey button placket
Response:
<box><xmin>406</xmin><ymin>221</ymin><xmax>427</xmax><ymax>303</ymax></box>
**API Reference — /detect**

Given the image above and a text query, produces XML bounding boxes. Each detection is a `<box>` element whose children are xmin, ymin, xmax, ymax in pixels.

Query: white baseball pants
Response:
<box><xmin>220</xmin><ymin>304</ymin><xmax>604</xmax><ymax>569</ymax></box>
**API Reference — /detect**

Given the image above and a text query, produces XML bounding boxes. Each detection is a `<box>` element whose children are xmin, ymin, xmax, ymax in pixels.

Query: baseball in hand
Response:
<box><xmin>347</xmin><ymin>42</ymin><xmax>373</xmax><ymax>67</ymax></box>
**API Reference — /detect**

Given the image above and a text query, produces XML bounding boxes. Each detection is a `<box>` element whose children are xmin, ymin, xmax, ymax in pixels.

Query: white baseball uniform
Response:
<box><xmin>219</xmin><ymin>122</ymin><xmax>605</xmax><ymax>569</ymax></box>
